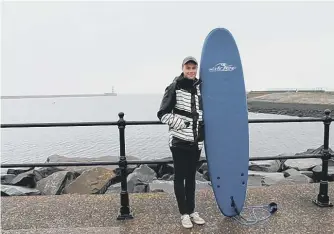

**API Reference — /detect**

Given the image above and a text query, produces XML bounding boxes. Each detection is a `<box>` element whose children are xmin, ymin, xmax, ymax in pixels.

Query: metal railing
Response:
<box><xmin>1</xmin><ymin>110</ymin><xmax>333</xmax><ymax>220</ymax></box>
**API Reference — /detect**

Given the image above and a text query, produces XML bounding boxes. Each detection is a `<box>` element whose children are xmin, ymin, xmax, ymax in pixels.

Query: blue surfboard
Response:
<box><xmin>199</xmin><ymin>28</ymin><xmax>249</xmax><ymax>217</ymax></box>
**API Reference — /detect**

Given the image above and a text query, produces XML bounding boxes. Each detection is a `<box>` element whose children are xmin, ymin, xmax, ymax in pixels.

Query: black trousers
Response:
<box><xmin>171</xmin><ymin>146</ymin><xmax>201</xmax><ymax>215</ymax></box>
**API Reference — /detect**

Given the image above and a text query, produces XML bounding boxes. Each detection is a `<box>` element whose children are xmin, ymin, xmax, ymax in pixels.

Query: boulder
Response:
<box><xmin>105</xmin><ymin>183</ymin><xmax>121</xmax><ymax>194</ymax></box>
<box><xmin>283</xmin><ymin>145</ymin><xmax>333</xmax><ymax>171</ymax></box>
<box><xmin>248</xmin><ymin>171</ymin><xmax>285</xmax><ymax>186</ymax></box>
<box><xmin>1</xmin><ymin>185</ymin><xmax>41</xmax><ymax>196</ymax></box>
<box><xmin>300</xmin><ymin>171</ymin><xmax>314</xmax><ymax>179</ymax></box>
<box><xmin>63</xmin><ymin>167</ymin><xmax>116</xmax><ymax>194</ymax></box>
<box><xmin>280</xmin><ymin>169</ymin><xmax>313</xmax><ymax>184</ymax></box>
<box><xmin>8</xmin><ymin>171</ymin><xmax>37</xmax><ymax>188</ymax></box>
<box><xmin>46</xmin><ymin>154</ymin><xmax>139</xmax><ymax>174</ymax></box>
<box><xmin>160</xmin><ymin>174</ymin><xmax>173</xmax><ymax>181</ymax></box>
<box><xmin>34</xmin><ymin>167</ymin><xmax>64</xmax><ymax>181</ymax></box>
<box><xmin>198</xmin><ymin>163</ymin><xmax>208</xmax><ymax>174</ymax></box>
<box><xmin>283</xmin><ymin>168</ymin><xmax>302</xmax><ymax>177</ymax></box>
<box><xmin>329</xmin><ymin>159</ymin><xmax>334</xmax><ymax>167</ymax></box>
<box><xmin>284</xmin><ymin>158</ymin><xmax>321</xmax><ymax>171</ymax></box>
<box><xmin>6</xmin><ymin>167</ymin><xmax>34</xmax><ymax>175</ymax></box>
<box><xmin>133</xmin><ymin>182</ymin><xmax>150</xmax><ymax>193</ymax></box>
<box><xmin>295</xmin><ymin>145</ymin><xmax>334</xmax><ymax>157</ymax></box>
<box><xmin>1</xmin><ymin>174</ymin><xmax>16</xmax><ymax>185</ymax></box>
<box><xmin>127</xmin><ymin>164</ymin><xmax>157</xmax><ymax>193</ymax></box>
<box><xmin>248</xmin><ymin>160</ymin><xmax>282</xmax><ymax>172</ymax></box>
<box><xmin>36</xmin><ymin>171</ymin><xmax>79</xmax><ymax>195</ymax></box>
<box><xmin>280</xmin><ymin>174</ymin><xmax>313</xmax><ymax>184</ymax></box>
<box><xmin>195</xmin><ymin>172</ymin><xmax>208</xmax><ymax>182</ymax></box>
<box><xmin>157</xmin><ymin>163</ymin><xmax>174</xmax><ymax>178</ymax></box>
<box><xmin>202</xmin><ymin>171</ymin><xmax>210</xmax><ymax>181</ymax></box>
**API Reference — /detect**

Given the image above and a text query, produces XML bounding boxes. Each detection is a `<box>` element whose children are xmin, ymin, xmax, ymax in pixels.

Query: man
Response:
<box><xmin>157</xmin><ymin>56</ymin><xmax>205</xmax><ymax>228</ymax></box>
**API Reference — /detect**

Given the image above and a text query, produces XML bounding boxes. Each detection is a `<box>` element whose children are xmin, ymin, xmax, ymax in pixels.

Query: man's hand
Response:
<box><xmin>175</xmin><ymin>120</ymin><xmax>190</xmax><ymax>130</ymax></box>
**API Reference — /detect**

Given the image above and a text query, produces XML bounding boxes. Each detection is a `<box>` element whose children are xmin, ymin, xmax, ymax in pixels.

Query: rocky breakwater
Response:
<box><xmin>247</xmin><ymin>91</ymin><xmax>334</xmax><ymax>118</ymax></box>
<box><xmin>1</xmin><ymin>146</ymin><xmax>334</xmax><ymax>197</ymax></box>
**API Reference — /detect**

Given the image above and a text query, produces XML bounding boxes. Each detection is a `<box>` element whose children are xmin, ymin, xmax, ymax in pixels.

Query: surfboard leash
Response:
<box><xmin>229</xmin><ymin>196</ymin><xmax>278</xmax><ymax>226</ymax></box>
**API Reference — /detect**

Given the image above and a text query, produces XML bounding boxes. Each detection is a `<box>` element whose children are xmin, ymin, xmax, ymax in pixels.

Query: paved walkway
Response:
<box><xmin>2</xmin><ymin>183</ymin><xmax>334</xmax><ymax>234</ymax></box>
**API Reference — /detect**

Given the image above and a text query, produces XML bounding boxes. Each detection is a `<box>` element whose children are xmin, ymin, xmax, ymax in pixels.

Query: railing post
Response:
<box><xmin>313</xmin><ymin>109</ymin><xmax>333</xmax><ymax>207</ymax></box>
<box><xmin>116</xmin><ymin>112</ymin><xmax>134</xmax><ymax>220</ymax></box>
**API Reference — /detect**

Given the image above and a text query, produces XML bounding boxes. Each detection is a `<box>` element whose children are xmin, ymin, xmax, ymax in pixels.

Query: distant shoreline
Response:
<box><xmin>247</xmin><ymin>91</ymin><xmax>334</xmax><ymax>118</ymax></box>
<box><xmin>1</xmin><ymin>93</ymin><xmax>117</xmax><ymax>99</ymax></box>
<box><xmin>247</xmin><ymin>100</ymin><xmax>334</xmax><ymax>118</ymax></box>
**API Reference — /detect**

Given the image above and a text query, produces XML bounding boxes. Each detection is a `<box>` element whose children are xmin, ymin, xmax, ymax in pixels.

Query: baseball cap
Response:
<box><xmin>182</xmin><ymin>56</ymin><xmax>198</xmax><ymax>66</ymax></box>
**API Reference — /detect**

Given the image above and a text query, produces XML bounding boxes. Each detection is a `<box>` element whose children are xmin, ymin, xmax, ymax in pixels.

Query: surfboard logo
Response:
<box><xmin>209</xmin><ymin>63</ymin><xmax>236</xmax><ymax>72</ymax></box>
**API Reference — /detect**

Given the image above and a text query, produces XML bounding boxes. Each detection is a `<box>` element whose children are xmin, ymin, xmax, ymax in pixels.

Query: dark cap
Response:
<box><xmin>182</xmin><ymin>56</ymin><xmax>198</xmax><ymax>66</ymax></box>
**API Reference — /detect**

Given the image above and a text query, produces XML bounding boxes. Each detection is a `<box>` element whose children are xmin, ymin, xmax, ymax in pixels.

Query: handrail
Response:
<box><xmin>0</xmin><ymin>109</ymin><xmax>333</xmax><ymax>220</ymax></box>
<box><xmin>0</xmin><ymin>117</ymin><xmax>327</xmax><ymax>129</ymax></box>
<box><xmin>0</xmin><ymin>154</ymin><xmax>326</xmax><ymax>169</ymax></box>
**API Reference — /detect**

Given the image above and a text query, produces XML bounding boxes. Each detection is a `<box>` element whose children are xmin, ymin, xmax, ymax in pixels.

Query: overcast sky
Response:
<box><xmin>1</xmin><ymin>1</ymin><xmax>334</xmax><ymax>95</ymax></box>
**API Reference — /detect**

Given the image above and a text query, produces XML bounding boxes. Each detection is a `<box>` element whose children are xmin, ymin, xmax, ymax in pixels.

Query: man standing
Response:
<box><xmin>157</xmin><ymin>56</ymin><xmax>205</xmax><ymax>228</ymax></box>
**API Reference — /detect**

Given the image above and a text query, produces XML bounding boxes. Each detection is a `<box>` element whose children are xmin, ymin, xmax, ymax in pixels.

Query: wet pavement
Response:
<box><xmin>1</xmin><ymin>183</ymin><xmax>334</xmax><ymax>234</ymax></box>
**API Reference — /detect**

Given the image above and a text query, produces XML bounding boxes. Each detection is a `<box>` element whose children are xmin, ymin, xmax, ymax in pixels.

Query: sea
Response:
<box><xmin>1</xmin><ymin>94</ymin><xmax>334</xmax><ymax>165</ymax></box>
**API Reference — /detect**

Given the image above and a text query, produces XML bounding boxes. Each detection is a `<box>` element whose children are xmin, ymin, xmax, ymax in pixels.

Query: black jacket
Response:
<box><xmin>157</xmin><ymin>73</ymin><xmax>204</xmax><ymax>150</ymax></box>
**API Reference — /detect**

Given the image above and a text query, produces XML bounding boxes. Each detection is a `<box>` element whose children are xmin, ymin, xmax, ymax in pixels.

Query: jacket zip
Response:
<box><xmin>190</xmin><ymin>87</ymin><xmax>198</xmax><ymax>143</ymax></box>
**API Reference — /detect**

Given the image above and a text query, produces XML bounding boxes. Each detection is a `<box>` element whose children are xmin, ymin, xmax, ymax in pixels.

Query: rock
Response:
<box><xmin>32</xmin><ymin>170</ymin><xmax>44</xmax><ymax>182</ymax></box>
<box><xmin>283</xmin><ymin>168</ymin><xmax>301</xmax><ymax>177</ymax></box>
<box><xmin>202</xmin><ymin>171</ymin><xmax>210</xmax><ymax>181</ymax></box>
<box><xmin>198</xmin><ymin>163</ymin><xmax>208</xmax><ymax>173</ymax></box>
<box><xmin>248</xmin><ymin>171</ymin><xmax>285</xmax><ymax>186</ymax></box>
<box><xmin>157</xmin><ymin>163</ymin><xmax>174</xmax><ymax>178</ymax></box>
<box><xmin>329</xmin><ymin>159</ymin><xmax>334</xmax><ymax>166</ymax></box>
<box><xmin>147</xmin><ymin>163</ymin><xmax>160</xmax><ymax>174</ymax></box>
<box><xmin>312</xmin><ymin>165</ymin><xmax>334</xmax><ymax>182</ymax></box>
<box><xmin>127</xmin><ymin>164</ymin><xmax>157</xmax><ymax>193</ymax></box>
<box><xmin>7</xmin><ymin>167</ymin><xmax>34</xmax><ymax>175</ymax></box>
<box><xmin>148</xmin><ymin>157</ymin><xmax>174</xmax><ymax>178</ymax></box>
<box><xmin>284</xmin><ymin>158</ymin><xmax>321</xmax><ymax>171</ymax></box>
<box><xmin>248</xmin><ymin>160</ymin><xmax>282</xmax><ymax>172</ymax></box>
<box><xmin>63</xmin><ymin>167</ymin><xmax>116</xmax><ymax>194</ymax></box>
<box><xmin>46</xmin><ymin>154</ymin><xmax>139</xmax><ymax>174</ymax></box>
<box><xmin>283</xmin><ymin>145</ymin><xmax>333</xmax><ymax>171</ymax></box>
<box><xmin>195</xmin><ymin>172</ymin><xmax>208</xmax><ymax>182</ymax></box>
<box><xmin>1</xmin><ymin>185</ymin><xmax>41</xmax><ymax>196</ymax></box>
<box><xmin>8</xmin><ymin>171</ymin><xmax>36</xmax><ymax>188</ymax></box>
<box><xmin>280</xmin><ymin>174</ymin><xmax>313</xmax><ymax>184</ymax></box>
<box><xmin>133</xmin><ymin>182</ymin><xmax>150</xmax><ymax>193</ymax></box>
<box><xmin>160</xmin><ymin>174</ymin><xmax>173</xmax><ymax>181</ymax></box>
<box><xmin>300</xmin><ymin>171</ymin><xmax>314</xmax><ymax>179</ymax></box>
<box><xmin>36</xmin><ymin>171</ymin><xmax>80</xmax><ymax>195</ymax></box>
<box><xmin>295</xmin><ymin>145</ymin><xmax>334</xmax><ymax>157</ymax></box>
<box><xmin>112</xmin><ymin>165</ymin><xmax>139</xmax><ymax>185</ymax></box>
<box><xmin>281</xmin><ymin>168</ymin><xmax>313</xmax><ymax>184</ymax></box>
<box><xmin>34</xmin><ymin>167</ymin><xmax>64</xmax><ymax>180</ymax></box>
<box><xmin>105</xmin><ymin>183</ymin><xmax>122</xmax><ymax>194</ymax></box>
<box><xmin>1</xmin><ymin>174</ymin><xmax>16</xmax><ymax>185</ymax></box>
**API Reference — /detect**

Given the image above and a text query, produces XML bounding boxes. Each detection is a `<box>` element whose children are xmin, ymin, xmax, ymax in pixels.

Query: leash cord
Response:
<box><xmin>230</xmin><ymin>196</ymin><xmax>277</xmax><ymax>226</ymax></box>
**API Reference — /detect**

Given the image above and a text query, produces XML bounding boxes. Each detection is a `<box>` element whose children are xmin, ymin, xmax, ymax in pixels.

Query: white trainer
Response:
<box><xmin>190</xmin><ymin>212</ymin><xmax>205</xmax><ymax>225</ymax></box>
<box><xmin>181</xmin><ymin>214</ymin><xmax>193</xmax><ymax>228</ymax></box>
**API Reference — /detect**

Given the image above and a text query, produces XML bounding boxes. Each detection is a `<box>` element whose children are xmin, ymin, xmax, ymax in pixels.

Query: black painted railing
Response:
<box><xmin>1</xmin><ymin>110</ymin><xmax>334</xmax><ymax>220</ymax></box>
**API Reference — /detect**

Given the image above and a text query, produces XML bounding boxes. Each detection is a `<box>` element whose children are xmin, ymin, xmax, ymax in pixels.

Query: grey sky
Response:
<box><xmin>2</xmin><ymin>1</ymin><xmax>334</xmax><ymax>95</ymax></box>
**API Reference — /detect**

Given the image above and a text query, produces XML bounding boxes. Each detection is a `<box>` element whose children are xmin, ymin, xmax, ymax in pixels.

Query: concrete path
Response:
<box><xmin>2</xmin><ymin>183</ymin><xmax>334</xmax><ymax>234</ymax></box>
